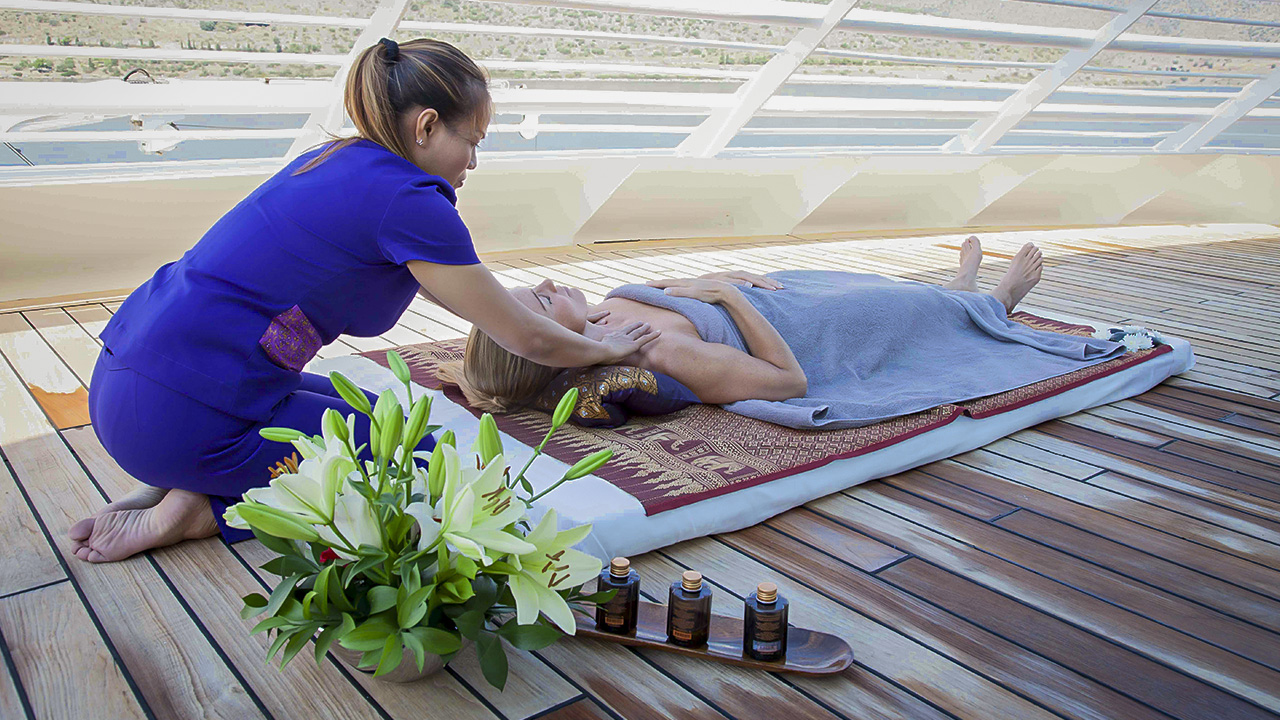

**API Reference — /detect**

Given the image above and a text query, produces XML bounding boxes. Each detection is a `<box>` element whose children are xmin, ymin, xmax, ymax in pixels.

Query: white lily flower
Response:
<box><xmin>508</xmin><ymin>509</ymin><xmax>601</xmax><ymax>635</ymax></box>
<box><xmin>405</xmin><ymin>445</ymin><xmax>534</xmax><ymax>565</ymax></box>
<box><xmin>315</xmin><ymin>491</ymin><xmax>382</xmax><ymax>560</ymax></box>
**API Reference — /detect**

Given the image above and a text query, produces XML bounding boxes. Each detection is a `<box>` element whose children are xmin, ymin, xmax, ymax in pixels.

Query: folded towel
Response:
<box><xmin>607</xmin><ymin>270</ymin><xmax>1124</xmax><ymax>429</ymax></box>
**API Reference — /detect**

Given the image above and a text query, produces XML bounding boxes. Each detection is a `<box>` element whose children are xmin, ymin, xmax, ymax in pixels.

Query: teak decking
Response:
<box><xmin>1</xmin><ymin>225</ymin><xmax>1278</xmax><ymax>720</ymax></box>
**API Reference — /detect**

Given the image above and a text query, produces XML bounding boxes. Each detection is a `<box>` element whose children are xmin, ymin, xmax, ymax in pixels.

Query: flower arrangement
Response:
<box><xmin>1093</xmin><ymin>325</ymin><xmax>1165</xmax><ymax>352</ymax></box>
<box><xmin>224</xmin><ymin>351</ymin><xmax>615</xmax><ymax>689</ymax></box>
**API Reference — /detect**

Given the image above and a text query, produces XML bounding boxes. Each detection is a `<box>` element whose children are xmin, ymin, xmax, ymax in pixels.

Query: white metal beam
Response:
<box><xmin>675</xmin><ymin>0</ymin><xmax>860</xmax><ymax>158</ymax></box>
<box><xmin>1155</xmin><ymin>66</ymin><xmax>1280</xmax><ymax>153</ymax></box>
<box><xmin>942</xmin><ymin>0</ymin><xmax>1160</xmax><ymax>155</ymax></box>
<box><xmin>484</xmin><ymin>0</ymin><xmax>1280</xmax><ymax>60</ymax></box>
<box><xmin>284</xmin><ymin>0</ymin><xmax>413</xmax><ymax>160</ymax></box>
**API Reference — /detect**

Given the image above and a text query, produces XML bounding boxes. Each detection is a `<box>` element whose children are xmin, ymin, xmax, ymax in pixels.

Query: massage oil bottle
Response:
<box><xmin>743</xmin><ymin>582</ymin><xmax>789</xmax><ymax>661</ymax></box>
<box><xmin>595</xmin><ymin>557</ymin><xmax>640</xmax><ymax>634</ymax></box>
<box><xmin>666</xmin><ymin>570</ymin><xmax>713</xmax><ymax>647</ymax></box>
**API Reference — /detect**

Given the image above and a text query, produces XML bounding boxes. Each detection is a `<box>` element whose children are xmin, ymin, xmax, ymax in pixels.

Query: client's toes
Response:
<box><xmin>68</xmin><ymin>516</ymin><xmax>95</xmax><ymax>542</ymax></box>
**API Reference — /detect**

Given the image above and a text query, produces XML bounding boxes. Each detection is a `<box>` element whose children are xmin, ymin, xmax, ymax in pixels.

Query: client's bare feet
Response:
<box><xmin>944</xmin><ymin>235</ymin><xmax>983</xmax><ymax>292</ymax></box>
<box><xmin>990</xmin><ymin>242</ymin><xmax>1044</xmax><ymax>313</ymax></box>
<box><xmin>69</xmin><ymin>489</ymin><xmax>219</xmax><ymax>563</ymax></box>
<box><xmin>68</xmin><ymin>484</ymin><xmax>169</xmax><ymax>544</ymax></box>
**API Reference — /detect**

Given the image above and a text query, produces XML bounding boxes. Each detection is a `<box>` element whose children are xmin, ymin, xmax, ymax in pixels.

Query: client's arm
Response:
<box><xmin>643</xmin><ymin>279</ymin><xmax>807</xmax><ymax>404</ymax></box>
<box><xmin>408</xmin><ymin>261</ymin><xmax>658</xmax><ymax>367</ymax></box>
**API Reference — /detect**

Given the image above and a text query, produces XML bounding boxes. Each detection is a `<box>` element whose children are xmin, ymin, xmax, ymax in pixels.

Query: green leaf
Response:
<box><xmin>329</xmin><ymin>371</ymin><xmax>372</xmax><ymax>416</ymax></box>
<box><xmin>453</xmin><ymin>609</ymin><xmax>484</xmax><ymax>640</ymax></box>
<box><xmin>367</xmin><ymin>586</ymin><xmax>398</xmax><ymax>615</ymax></box>
<box><xmin>301</xmin><ymin>590</ymin><xmax>316</xmax><ymax>620</ymax></box>
<box><xmin>387</xmin><ymin>350</ymin><xmax>411</xmax><ymax>385</ymax></box>
<box><xmin>339</xmin><ymin>616</ymin><xmax>397</xmax><ymax>653</ymax></box>
<box><xmin>263</xmin><ymin>573</ymin><xmax>305</xmax><ymax>619</ymax></box>
<box><xmin>563</xmin><ymin>449</ymin><xmax>612</xmax><ymax>481</ymax></box>
<box><xmin>314</xmin><ymin>565</ymin><xmax>332</xmax><ymax>615</ymax></box>
<box><xmin>261</xmin><ymin>554</ymin><xmax>319</xmax><ymax>577</ymax></box>
<box><xmin>454</xmin><ymin>556</ymin><xmax>478</xmax><ymax>580</ymax></box>
<box><xmin>497</xmin><ymin>620</ymin><xmax>563</xmax><ymax>651</ymax></box>
<box><xmin>373</xmin><ymin>634</ymin><xmax>404</xmax><ymax>678</ymax></box>
<box><xmin>251</xmin><ymin>527</ymin><xmax>300</xmax><ymax>557</ymax></box>
<box><xmin>401</xmin><ymin>629</ymin><xmax>426</xmax><ymax>672</ymax></box>
<box><xmin>250</xmin><ymin>616</ymin><xmax>293</xmax><ymax>636</ymax></box>
<box><xmin>240</xmin><ymin>593</ymin><xmax>269</xmax><ymax>620</ymax></box>
<box><xmin>573</xmin><ymin>589</ymin><xmax>618</xmax><ymax>605</ymax></box>
<box><xmin>343</xmin><ymin>549</ymin><xmax>389</xmax><ymax>588</ymax></box>
<box><xmin>314</xmin><ymin>623</ymin><xmax>344</xmax><ymax>664</ymax></box>
<box><xmin>259</xmin><ymin>427</ymin><xmax>305</xmax><ymax>443</ymax></box>
<box><xmin>280</xmin><ymin>623</ymin><xmax>320</xmax><ymax>669</ymax></box>
<box><xmin>463</xmin><ymin>575</ymin><xmax>498</xmax><ymax>614</ymax></box>
<box><xmin>482</xmin><ymin>561</ymin><xmax>519</xmax><ymax>576</ymax></box>
<box><xmin>397</xmin><ymin>586</ymin><xmax>432</xmax><ymax>629</ymax></box>
<box><xmin>236</xmin><ymin>504</ymin><xmax>319</xmax><ymax>541</ymax></box>
<box><xmin>476</xmin><ymin>631</ymin><xmax>509</xmax><ymax>691</ymax></box>
<box><xmin>551</xmin><ymin>387</ymin><xmax>579</xmax><ymax>430</ymax></box>
<box><xmin>407</xmin><ymin>626</ymin><xmax>462</xmax><ymax>656</ymax></box>
<box><xmin>266</xmin><ymin>628</ymin><xmax>295</xmax><ymax>663</ymax></box>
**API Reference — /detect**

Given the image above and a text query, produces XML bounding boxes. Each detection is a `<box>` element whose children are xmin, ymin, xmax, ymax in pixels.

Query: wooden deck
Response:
<box><xmin>1</xmin><ymin>225</ymin><xmax>1278</xmax><ymax>720</ymax></box>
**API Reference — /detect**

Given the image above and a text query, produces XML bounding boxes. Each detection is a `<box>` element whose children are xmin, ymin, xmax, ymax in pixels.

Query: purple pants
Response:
<box><xmin>89</xmin><ymin>346</ymin><xmax>433</xmax><ymax>542</ymax></box>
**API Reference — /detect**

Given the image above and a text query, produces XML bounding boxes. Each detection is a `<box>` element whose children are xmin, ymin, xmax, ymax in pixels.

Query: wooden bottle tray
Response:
<box><xmin>573</xmin><ymin>600</ymin><xmax>853</xmax><ymax>676</ymax></box>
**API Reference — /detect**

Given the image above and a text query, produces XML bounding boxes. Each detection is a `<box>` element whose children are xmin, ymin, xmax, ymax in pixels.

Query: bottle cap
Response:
<box><xmin>756</xmin><ymin>582</ymin><xmax>777</xmax><ymax>604</ymax></box>
<box><xmin>610</xmin><ymin>557</ymin><xmax>630</xmax><ymax>577</ymax></box>
<box><xmin>681</xmin><ymin>570</ymin><xmax>702</xmax><ymax>592</ymax></box>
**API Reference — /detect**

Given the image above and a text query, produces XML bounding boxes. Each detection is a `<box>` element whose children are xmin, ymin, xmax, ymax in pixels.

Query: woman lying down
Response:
<box><xmin>441</xmin><ymin>238</ymin><xmax>1126</xmax><ymax>430</ymax></box>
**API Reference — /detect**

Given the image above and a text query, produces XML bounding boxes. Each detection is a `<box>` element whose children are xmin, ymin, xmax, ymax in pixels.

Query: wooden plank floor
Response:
<box><xmin>1</xmin><ymin>225</ymin><xmax>1278</xmax><ymax>720</ymax></box>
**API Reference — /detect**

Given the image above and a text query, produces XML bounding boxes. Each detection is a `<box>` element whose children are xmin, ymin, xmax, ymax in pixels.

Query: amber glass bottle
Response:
<box><xmin>743</xmin><ymin>582</ymin><xmax>789</xmax><ymax>661</ymax></box>
<box><xmin>595</xmin><ymin>557</ymin><xmax>640</xmax><ymax>634</ymax></box>
<box><xmin>666</xmin><ymin>570</ymin><xmax>713</xmax><ymax>647</ymax></box>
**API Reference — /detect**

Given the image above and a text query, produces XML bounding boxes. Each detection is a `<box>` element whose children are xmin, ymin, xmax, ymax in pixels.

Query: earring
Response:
<box><xmin>416</xmin><ymin>138</ymin><xmax>423</xmax><ymax>146</ymax></box>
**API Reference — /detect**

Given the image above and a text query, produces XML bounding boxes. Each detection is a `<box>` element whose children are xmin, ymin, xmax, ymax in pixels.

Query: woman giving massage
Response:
<box><xmin>443</xmin><ymin>239</ymin><xmax>1125</xmax><ymax>430</ymax></box>
<box><xmin>68</xmin><ymin>39</ymin><xmax>659</xmax><ymax>564</ymax></box>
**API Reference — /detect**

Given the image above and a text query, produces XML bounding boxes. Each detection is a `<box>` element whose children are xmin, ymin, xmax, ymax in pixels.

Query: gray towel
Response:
<box><xmin>606</xmin><ymin>270</ymin><xmax>1124</xmax><ymax>429</ymax></box>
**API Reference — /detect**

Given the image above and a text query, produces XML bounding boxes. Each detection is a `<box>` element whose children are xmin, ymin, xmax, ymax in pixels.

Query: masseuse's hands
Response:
<box><xmin>697</xmin><ymin>271</ymin><xmax>782</xmax><ymax>290</ymax></box>
<box><xmin>646</xmin><ymin>277</ymin><xmax>743</xmax><ymax>305</ymax></box>
<box><xmin>597</xmin><ymin>321</ymin><xmax>661</xmax><ymax>363</ymax></box>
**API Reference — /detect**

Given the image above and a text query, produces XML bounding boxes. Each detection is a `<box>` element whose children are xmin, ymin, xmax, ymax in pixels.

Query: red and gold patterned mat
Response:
<box><xmin>362</xmin><ymin>312</ymin><xmax>1170</xmax><ymax>514</ymax></box>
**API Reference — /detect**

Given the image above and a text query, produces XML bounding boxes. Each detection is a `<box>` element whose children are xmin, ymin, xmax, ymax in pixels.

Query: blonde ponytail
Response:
<box><xmin>437</xmin><ymin>327</ymin><xmax>562</xmax><ymax>413</ymax></box>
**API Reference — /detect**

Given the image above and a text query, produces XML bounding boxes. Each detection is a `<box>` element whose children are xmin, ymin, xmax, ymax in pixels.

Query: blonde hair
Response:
<box><xmin>296</xmin><ymin>38</ymin><xmax>491</xmax><ymax>174</ymax></box>
<box><xmin>437</xmin><ymin>327</ymin><xmax>562</xmax><ymax>413</ymax></box>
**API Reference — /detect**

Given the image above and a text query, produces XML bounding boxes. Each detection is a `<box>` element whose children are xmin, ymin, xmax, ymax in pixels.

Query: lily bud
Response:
<box><xmin>379</xmin><ymin>404</ymin><xmax>404</xmax><ymax>461</ymax></box>
<box><xmin>427</xmin><ymin>441</ymin><xmax>447</xmax><ymax>499</ymax></box>
<box><xmin>235</xmin><ymin>503</ymin><xmax>320</xmax><ymax>541</ymax></box>
<box><xmin>329</xmin><ymin>372</ymin><xmax>372</xmax><ymax>416</ymax></box>
<box><xmin>476</xmin><ymin>414</ymin><xmax>502</xmax><ymax>465</ymax></box>
<box><xmin>260</xmin><ymin>427</ymin><xmax>305</xmax><ymax>443</ymax></box>
<box><xmin>551</xmin><ymin>388</ymin><xmax>579</xmax><ymax>430</ymax></box>
<box><xmin>404</xmin><ymin>397</ymin><xmax>431</xmax><ymax>449</ymax></box>
<box><xmin>563</xmin><ymin>449</ymin><xmax>612</xmax><ymax>480</ymax></box>
<box><xmin>322</xmin><ymin>408</ymin><xmax>350</xmax><ymax>444</ymax></box>
<box><xmin>386</xmin><ymin>350</ymin><xmax>411</xmax><ymax>385</ymax></box>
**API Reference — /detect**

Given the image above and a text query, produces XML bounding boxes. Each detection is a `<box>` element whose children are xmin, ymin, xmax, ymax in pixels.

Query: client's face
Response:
<box><xmin>512</xmin><ymin>279</ymin><xmax>589</xmax><ymax>333</ymax></box>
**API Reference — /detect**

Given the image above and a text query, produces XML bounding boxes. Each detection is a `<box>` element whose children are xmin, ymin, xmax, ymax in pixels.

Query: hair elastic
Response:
<box><xmin>378</xmin><ymin>37</ymin><xmax>400</xmax><ymax>62</ymax></box>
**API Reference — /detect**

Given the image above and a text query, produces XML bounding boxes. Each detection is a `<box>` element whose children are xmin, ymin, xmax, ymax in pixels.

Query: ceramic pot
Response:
<box><xmin>331</xmin><ymin>638</ymin><xmax>471</xmax><ymax>683</ymax></box>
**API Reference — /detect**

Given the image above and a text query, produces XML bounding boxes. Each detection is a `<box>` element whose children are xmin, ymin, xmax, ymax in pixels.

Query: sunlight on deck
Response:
<box><xmin>1</xmin><ymin>224</ymin><xmax>1278</xmax><ymax>720</ymax></box>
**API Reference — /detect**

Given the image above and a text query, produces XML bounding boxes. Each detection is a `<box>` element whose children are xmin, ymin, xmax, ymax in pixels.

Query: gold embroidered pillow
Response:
<box><xmin>531</xmin><ymin>365</ymin><xmax>699</xmax><ymax>428</ymax></box>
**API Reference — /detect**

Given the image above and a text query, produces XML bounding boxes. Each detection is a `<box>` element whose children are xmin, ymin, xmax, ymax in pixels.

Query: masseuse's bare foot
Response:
<box><xmin>990</xmin><ymin>242</ymin><xmax>1044</xmax><ymax>313</ymax></box>
<box><xmin>68</xmin><ymin>484</ymin><xmax>170</xmax><ymax>544</ymax></box>
<box><xmin>944</xmin><ymin>235</ymin><xmax>983</xmax><ymax>292</ymax></box>
<box><xmin>69</xmin><ymin>489</ymin><xmax>219</xmax><ymax>563</ymax></box>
